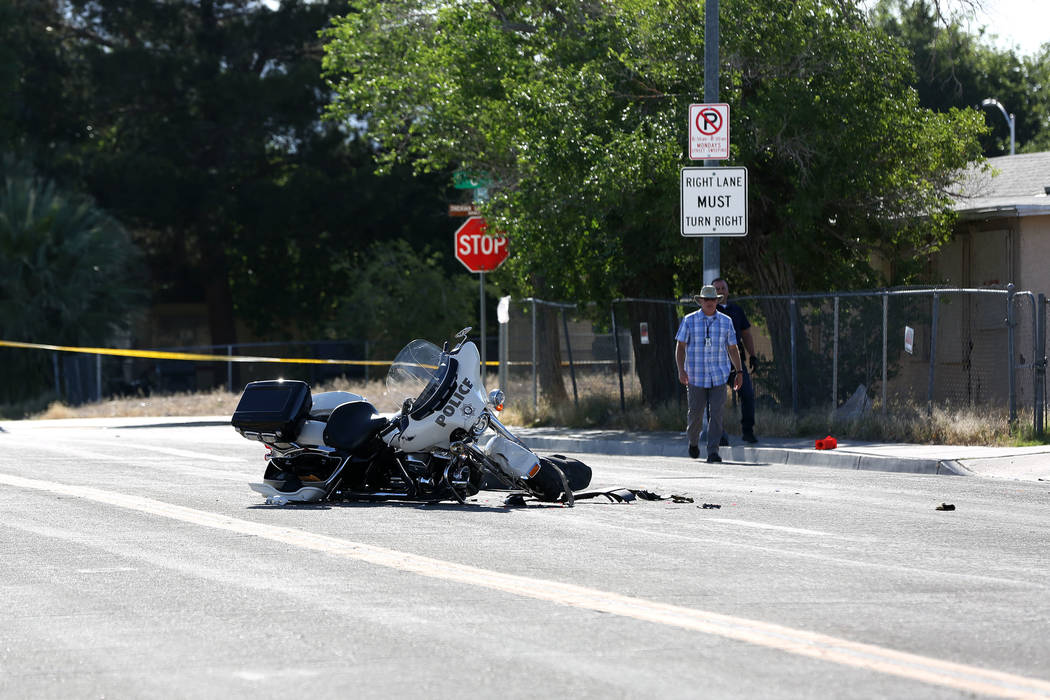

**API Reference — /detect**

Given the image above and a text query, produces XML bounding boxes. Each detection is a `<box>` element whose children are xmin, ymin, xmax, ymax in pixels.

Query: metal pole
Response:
<box><xmin>561</xmin><ymin>308</ymin><xmax>579</xmax><ymax>407</ymax></box>
<box><xmin>928</xmin><ymin>292</ymin><xmax>939</xmax><ymax>417</ymax></box>
<box><xmin>52</xmin><ymin>352</ymin><xmax>60</xmax><ymax>398</ymax></box>
<box><xmin>226</xmin><ymin>344</ymin><xmax>233</xmax><ymax>392</ymax></box>
<box><xmin>881</xmin><ymin>293</ymin><xmax>888</xmax><ymax>415</ymax></box>
<box><xmin>611</xmin><ymin>302</ymin><xmax>626</xmax><ymax>412</ymax></box>
<box><xmin>498</xmin><ymin>317</ymin><xmax>508</xmax><ymax>392</ymax></box>
<box><xmin>531</xmin><ymin>298</ymin><xmax>537</xmax><ymax>412</ymax></box>
<box><xmin>832</xmin><ymin>296</ymin><xmax>839</xmax><ymax>407</ymax></box>
<box><xmin>981</xmin><ymin>99</ymin><xmax>1016</xmax><ymax>156</ymax></box>
<box><xmin>1035</xmin><ymin>294</ymin><xmax>1045</xmax><ymax>436</ymax></box>
<box><xmin>702</xmin><ymin>0</ymin><xmax>720</xmax><ymax>283</ymax></box>
<box><xmin>480</xmin><ymin>272</ymin><xmax>486</xmax><ymax>385</ymax></box>
<box><xmin>790</xmin><ymin>298</ymin><xmax>798</xmax><ymax>415</ymax></box>
<box><xmin>96</xmin><ymin>354</ymin><xmax>102</xmax><ymax>402</ymax></box>
<box><xmin>1007</xmin><ymin>283</ymin><xmax>1016</xmax><ymax>425</ymax></box>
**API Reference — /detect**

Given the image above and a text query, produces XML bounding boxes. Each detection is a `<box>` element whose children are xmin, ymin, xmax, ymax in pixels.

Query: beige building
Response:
<box><xmin>894</xmin><ymin>153</ymin><xmax>1050</xmax><ymax>408</ymax></box>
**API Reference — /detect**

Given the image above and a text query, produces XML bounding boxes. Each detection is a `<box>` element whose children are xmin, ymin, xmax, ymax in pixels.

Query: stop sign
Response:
<box><xmin>454</xmin><ymin>216</ymin><xmax>509</xmax><ymax>273</ymax></box>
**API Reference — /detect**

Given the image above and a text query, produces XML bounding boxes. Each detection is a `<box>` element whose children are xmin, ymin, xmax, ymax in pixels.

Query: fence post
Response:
<box><xmin>790</xmin><ymin>297</ymin><xmax>798</xmax><ymax>415</ymax></box>
<box><xmin>227</xmin><ymin>344</ymin><xmax>233</xmax><ymax>392</ymax></box>
<box><xmin>832</xmin><ymin>296</ymin><xmax>839</xmax><ymax>408</ymax></box>
<box><xmin>1007</xmin><ymin>283</ymin><xmax>1017</xmax><ymax>425</ymax></box>
<box><xmin>881</xmin><ymin>292</ymin><xmax>888</xmax><ymax>416</ymax></box>
<box><xmin>927</xmin><ymin>292</ymin><xmax>939</xmax><ymax>417</ymax></box>
<box><xmin>611</xmin><ymin>302</ymin><xmax>626</xmax><ymax>412</ymax></box>
<box><xmin>531</xmin><ymin>298</ymin><xmax>538</xmax><ymax>412</ymax></box>
<box><xmin>52</xmin><ymin>352</ymin><xmax>60</xmax><ymax>398</ymax></box>
<box><xmin>96</xmin><ymin>353</ymin><xmax>102</xmax><ymax>402</ymax></box>
<box><xmin>1037</xmin><ymin>294</ymin><xmax>1046</xmax><ymax>436</ymax></box>
<box><xmin>561</xmin><ymin>307</ymin><xmax>579</xmax><ymax>407</ymax></box>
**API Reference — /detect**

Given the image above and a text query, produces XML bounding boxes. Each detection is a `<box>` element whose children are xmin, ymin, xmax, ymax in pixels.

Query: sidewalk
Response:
<box><xmin>4</xmin><ymin>417</ymin><xmax>1048</xmax><ymax>482</ymax></box>
<box><xmin>513</xmin><ymin>427</ymin><xmax>1050</xmax><ymax>482</ymax></box>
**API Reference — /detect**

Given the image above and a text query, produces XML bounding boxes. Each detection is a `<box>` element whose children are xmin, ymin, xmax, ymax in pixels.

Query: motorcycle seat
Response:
<box><xmin>323</xmin><ymin>400</ymin><xmax>389</xmax><ymax>453</ymax></box>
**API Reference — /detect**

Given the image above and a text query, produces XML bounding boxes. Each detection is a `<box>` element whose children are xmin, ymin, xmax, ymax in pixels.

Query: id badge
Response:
<box><xmin>704</xmin><ymin>338</ymin><xmax>712</xmax><ymax>347</ymax></box>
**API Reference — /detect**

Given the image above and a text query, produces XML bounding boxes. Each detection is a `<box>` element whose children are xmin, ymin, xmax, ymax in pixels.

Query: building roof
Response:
<box><xmin>952</xmin><ymin>152</ymin><xmax>1050</xmax><ymax>219</ymax></box>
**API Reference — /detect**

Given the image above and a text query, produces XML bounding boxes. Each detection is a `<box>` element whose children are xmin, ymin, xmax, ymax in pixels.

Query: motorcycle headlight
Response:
<box><xmin>470</xmin><ymin>412</ymin><xmax>490</xmax><ymax>437</ymax></box>
<box><xmin>488</xmin><ymin>389</ymin><xmax>505</xmax><ymax>411</ymax></box>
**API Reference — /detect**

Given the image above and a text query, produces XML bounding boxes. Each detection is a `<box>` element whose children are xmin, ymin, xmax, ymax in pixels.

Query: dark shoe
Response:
<box><xmin>688</xmin><ymin>444</ymin><xmax>700</xmax><ymax>459</ymax></box>
<box><xmin>719</xmin><ymin>435</ymin><xmax>729</xmax><ymax>447</ymax></box>
<box><xmin>707</xmin><ymin>452</ymin><xmax>722</xmax><ymax>463</ymax></box>
<box><xmin>742</xmin><ymin>432</ymin><xmax>758</xmax><ymax>444</ymax></box>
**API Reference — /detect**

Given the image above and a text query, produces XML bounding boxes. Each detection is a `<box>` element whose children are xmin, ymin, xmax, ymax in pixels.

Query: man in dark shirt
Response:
<box><xmin>713</xmin><ymin>278</ymin><xmax>758</xmax><ymax>443</ymax></box>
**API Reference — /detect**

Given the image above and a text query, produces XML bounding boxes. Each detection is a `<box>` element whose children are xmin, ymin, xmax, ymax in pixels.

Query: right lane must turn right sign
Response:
<box><xmin>680</xmin><ymin>166</ymin><xmax>748</xmax><ymax>237</ymax></box>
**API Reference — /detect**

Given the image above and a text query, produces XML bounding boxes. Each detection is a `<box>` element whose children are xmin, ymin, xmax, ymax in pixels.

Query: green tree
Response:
<box><xmin>323</xmin><ymin>0</ymin><xmax>985</xmax><ymax>404</ymax></box>
<box><xmin>0</xmin><ymin>160</ymin><xmax>144</xmax><ymax>402</ymax></box>
<box><xmin>9</xmin><ymin>0</ymin><xmax>460</xmax><ymax>352</ymax></box>
<box><xmin>871</xmin><ymin>0</ymin><xmax>1047</xmax><ymax>156</ymax></box>
<box><xmin>331</xmin><ymin>239</ymin><xmax>478</xmax><ymax>360</ymax></box>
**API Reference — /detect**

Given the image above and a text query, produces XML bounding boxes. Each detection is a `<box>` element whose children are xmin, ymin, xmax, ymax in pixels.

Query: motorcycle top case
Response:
<box><xmin>232</xmin><ymin>380</ymin><xmax>312</xmax><ymax>441</ymax></box>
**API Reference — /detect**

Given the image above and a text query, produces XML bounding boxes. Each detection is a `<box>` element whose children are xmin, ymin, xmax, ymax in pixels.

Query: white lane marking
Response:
<box><xmin>704</xmin><ymin>517</ymin><xmax>846</xmax><ymax>538</ymax></box>
<box><xmin>1</xmin><ymin>433</ymin><xmax>246</xmax><ymax>464</ymax></box>
<box><xmin>3</xmin><ymin>472</ymin><xmax>1049</xmax><ymax>699</ymax></box>
<box><xmin>0</xmin><ymin>440</ymin><xmax>256</xmax><ymax>482</ymax></box>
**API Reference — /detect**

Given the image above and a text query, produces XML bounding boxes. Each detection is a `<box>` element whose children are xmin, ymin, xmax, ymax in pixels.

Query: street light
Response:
<box><xmin>980</xmin><ymin>98</ymin><xmax>1016</xmax><ymax>155</ymax></box>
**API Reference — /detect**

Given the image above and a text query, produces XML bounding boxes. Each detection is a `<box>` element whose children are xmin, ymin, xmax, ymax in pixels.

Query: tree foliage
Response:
<box><xmin>871</xmin><ymin>0</ymin><xmax>1050</xmax><ymax>155</ymax></box>
<box><xmin>0</xmin><ymin>159</ymin><xmax>144</xmax><ymax>401</ymax></box>
<box><xmin>4</xmin><ymin>0</ymin><xmax>462</xmax><ymax>349</ymax></box>
<box><xmin>330</xmin><ymin>239</ymin><xmax>478</xmax><ymax>359</ymax></box>
<box><xmin>324</xmin><ymin>0</ymin><xmax>986</xmax><ymax>402</ymax></box>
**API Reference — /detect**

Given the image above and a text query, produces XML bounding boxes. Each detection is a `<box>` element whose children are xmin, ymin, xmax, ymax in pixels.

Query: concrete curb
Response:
<box><xmin>521</xmin><ymin>434</ymin><xmax>973</xmax><ymax>477</ymax></box>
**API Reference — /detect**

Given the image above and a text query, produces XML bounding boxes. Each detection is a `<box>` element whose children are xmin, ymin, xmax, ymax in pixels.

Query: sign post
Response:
<box><xmin>454</xmin><ymin>217</ymin><xmax>509</xmax><ymax>376</ymax></box>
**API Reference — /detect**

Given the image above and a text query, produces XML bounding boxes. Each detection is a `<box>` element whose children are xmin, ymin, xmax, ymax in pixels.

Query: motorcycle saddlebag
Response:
<box><xmin>232</xmin><ymin>380</ymin><xmax>312</xmax><ymax>442</ymax></box>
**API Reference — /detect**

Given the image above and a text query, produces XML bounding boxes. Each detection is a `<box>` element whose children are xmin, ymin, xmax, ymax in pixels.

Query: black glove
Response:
<box><xmin>748</xmin><ymin>355</ymin><xmax>758</xmax><ymax>373</ymax></box>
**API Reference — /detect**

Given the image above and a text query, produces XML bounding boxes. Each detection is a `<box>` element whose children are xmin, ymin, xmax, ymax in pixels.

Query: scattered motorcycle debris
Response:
<box><xmin>935</xmin><ymin>502</ymin><xmax>956</xmax><ymax>511</ymax></box>
<box><xmin>701</xmin><ymin>503</ymin><xmax>722</xmax><ymax>509</ymax></box>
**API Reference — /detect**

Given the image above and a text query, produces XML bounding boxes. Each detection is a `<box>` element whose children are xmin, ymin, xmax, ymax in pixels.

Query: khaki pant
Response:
<box><xmin>687</xmin><ymin>384</ymin><xmax>727</xmax><ymax>455</ymax></box>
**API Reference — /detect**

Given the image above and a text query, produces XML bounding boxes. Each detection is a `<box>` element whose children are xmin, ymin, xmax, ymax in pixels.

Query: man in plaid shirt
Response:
<box><xmin>675</xmin><ymin>284</ymin><xmax>744</xmax><ymax>463</ymax></box>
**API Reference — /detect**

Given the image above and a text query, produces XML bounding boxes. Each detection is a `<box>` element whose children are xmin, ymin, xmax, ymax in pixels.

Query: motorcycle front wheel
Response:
<box><xmin>527</xmin><ymin>456</ymin><xmax>592</xmax><ymax>502</ymax></box>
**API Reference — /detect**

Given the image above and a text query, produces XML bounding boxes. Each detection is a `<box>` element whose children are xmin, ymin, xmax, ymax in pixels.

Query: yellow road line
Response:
<box><xmin>3</xmin><ymin>471</ymin><xmax>1049</xmax><ymax>698</ymax></box>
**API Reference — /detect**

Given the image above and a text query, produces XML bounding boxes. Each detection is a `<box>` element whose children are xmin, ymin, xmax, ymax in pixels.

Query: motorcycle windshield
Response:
<box><xmin>386</xmin><ymin>339</ymin><xmax>447</xmax><ymax>403</ymax></box>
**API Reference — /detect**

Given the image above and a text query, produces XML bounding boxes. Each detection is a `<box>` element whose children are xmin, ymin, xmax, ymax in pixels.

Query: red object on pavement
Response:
<box><xmin>815</xmin><ymin>435</ymin><xmax>838</xmax><ymax>450</ymax></box>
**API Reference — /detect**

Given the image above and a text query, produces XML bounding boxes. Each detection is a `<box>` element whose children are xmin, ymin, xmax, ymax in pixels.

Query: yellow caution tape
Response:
<box><xmin>0</xmin><ymin>339</ymin><xmax>392</xmax><ymax>366</ymax></box>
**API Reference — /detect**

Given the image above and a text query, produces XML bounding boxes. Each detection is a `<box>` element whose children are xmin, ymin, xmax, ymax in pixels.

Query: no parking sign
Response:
<box><xmin>689</xmin><ymin>103</ymin><xmax>730</xmax><ymax>160</ymax></box>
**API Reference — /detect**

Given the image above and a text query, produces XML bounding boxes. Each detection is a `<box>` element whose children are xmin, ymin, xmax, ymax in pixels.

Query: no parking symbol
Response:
<box><xmin>689</xmin><ymin>103</ymin><xmax>730</xmax><ymax>160</ymax></box>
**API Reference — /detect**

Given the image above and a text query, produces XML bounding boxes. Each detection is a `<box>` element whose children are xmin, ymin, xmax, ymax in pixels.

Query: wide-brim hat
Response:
<box><xmin>695</xmin><ymin>284</ymin><xmax>720</xmax><ymax>301</ymax></box>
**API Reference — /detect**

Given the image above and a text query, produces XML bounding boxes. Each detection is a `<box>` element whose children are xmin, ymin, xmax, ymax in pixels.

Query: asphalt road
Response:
<box><xmin>1</xmin><ymin>421</ymin><xmax>1049</xmax><ymax>699</ymax></box>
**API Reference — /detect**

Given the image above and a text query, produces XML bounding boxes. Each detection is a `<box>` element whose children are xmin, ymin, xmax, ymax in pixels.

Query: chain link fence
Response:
<box><xmin>499</xmin><ymin>286</ymin><xmax>1046</xmax><ymax>436</ymax></box>
<box><xmin>24</xmin><ymin>285</ymin><xmax>1050</xmax><ymax>437</ymax></box>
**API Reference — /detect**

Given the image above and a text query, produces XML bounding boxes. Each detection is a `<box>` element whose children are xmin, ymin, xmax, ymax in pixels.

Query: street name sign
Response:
<box><xmin>688</xmin><ymin>103</ymin><xmax>730</xmax><ymax>160</ymax></box>
<box><xmin>680</xmin><ymin>166</ymin><xmax>748</xmax><ymax>237</ymax></box>
<box><xmin>448</xmin><ymin>203</ymin><xmax>481</xmax><ymax>217</ymax></box>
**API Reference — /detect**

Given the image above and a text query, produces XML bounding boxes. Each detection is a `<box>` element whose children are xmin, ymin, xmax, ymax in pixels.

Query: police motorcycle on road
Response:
<box><xmin>231</xmin><ymin>328</ymin><xmax>591</xmax><ymax>506</ymax></box>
